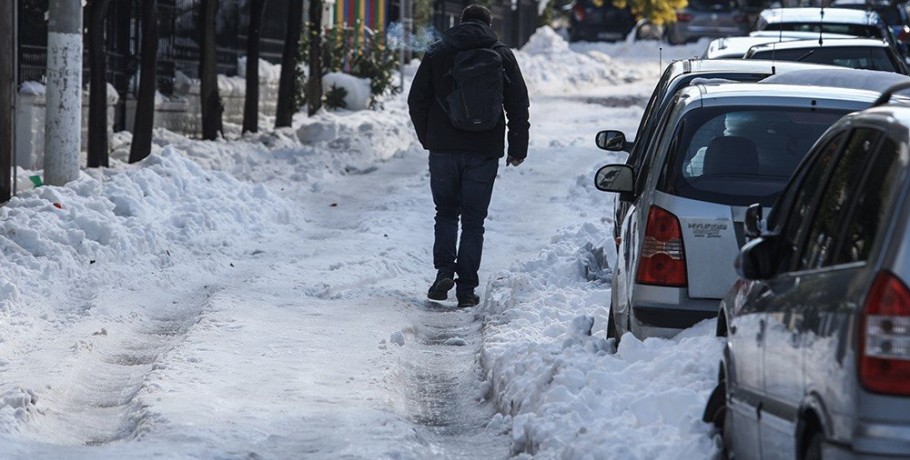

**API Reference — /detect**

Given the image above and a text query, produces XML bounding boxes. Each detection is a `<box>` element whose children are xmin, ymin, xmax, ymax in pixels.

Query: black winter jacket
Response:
<box><xmin>407</xmin><ymin>21</ymin><xmax>530</xmax><ymax>159</ymax></box>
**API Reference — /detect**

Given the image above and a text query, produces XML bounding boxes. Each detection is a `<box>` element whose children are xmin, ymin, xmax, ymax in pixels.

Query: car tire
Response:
<box><xmin>704</xmin><ymin>383</ymin><xmax>731</xmax><ymax>459</ymax></box>
<box><xmin>803</xmin><ymin>431</ymin><xmax>823</xmax><ymax>460</ymax></box>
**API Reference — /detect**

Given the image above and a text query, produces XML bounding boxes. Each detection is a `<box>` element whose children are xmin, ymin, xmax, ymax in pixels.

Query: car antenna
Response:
<box><xmin>772</xmin><ymin>8</ymin><xmax>783</xmax><ymax>74</ymax></box>
<box><xmin>819</xmin><ymin>5</ymin><xmax>824</xmax><ymax>46</ymax></box>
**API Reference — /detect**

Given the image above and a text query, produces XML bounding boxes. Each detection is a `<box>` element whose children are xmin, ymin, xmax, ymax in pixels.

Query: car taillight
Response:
<box><xmin>860</xmin><ymin>271</ymin><xmax>910</xmax><ymax>396</ymax></box>
<box><xmin>636</xmin><ymin>206</ymin><xmax>687</xmax><ymax>287</ymax></box>
<box><xmin>899</xmin><ymin>26</ymin><xmax>910</xmax><ymax>42</ymax></box>
<box><xmin>677</xmin><ymin>12</ymin><xmax>693</xmax><ymax>22</ymax></box>
<box><xmin>574</xmin><ymin>4</ymin><xmax>586</xmax><ymax>22</ymax></box>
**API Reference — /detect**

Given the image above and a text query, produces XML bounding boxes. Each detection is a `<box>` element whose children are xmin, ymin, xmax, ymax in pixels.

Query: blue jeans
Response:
<box><xmin>429</xmin><ymin>152</ymin><xmax>499</xmax><ymax>294</ymax></box>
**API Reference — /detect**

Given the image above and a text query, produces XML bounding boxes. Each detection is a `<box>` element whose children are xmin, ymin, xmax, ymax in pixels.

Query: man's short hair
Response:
<box><xmin>461</xmin><ymin>5</ymin><xmax>492</xmax><ymax>26</ymax></box>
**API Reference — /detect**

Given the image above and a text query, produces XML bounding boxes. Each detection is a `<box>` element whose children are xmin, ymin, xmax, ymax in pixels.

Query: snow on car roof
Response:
<box><xmin>759</xmin><ymin>67</ymin><xmax>910</xmax><ymax>93</ymax></box>
<box><xmin>760</xmin><ymin>7</ymin><xmax>882</xmax><ymax>25</ymax></box>
<box><xmin>748</xmin><ymin>37</ymin><xmax>890</xmax><ymax>53</ymax></box>
<box><xmin>749</xmin><ymin>30</ymin><xmax>857</xmax><ymax>40</ymax></box>
<box><xmin>705</xmin><ymin>36</ymin><xmax>798</xmax><ymax>59</ymax></box>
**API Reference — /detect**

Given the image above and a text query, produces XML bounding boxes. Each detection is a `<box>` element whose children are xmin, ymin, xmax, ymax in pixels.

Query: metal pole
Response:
<box><xmin>45</xmin><ymin>0</ymin><xmax>84</xmax><ymax>186</ymax></box>
<box><xmin>0</xmin><ymin>0</ymin><xmax>14</xmax><ymax>201</ymax></box>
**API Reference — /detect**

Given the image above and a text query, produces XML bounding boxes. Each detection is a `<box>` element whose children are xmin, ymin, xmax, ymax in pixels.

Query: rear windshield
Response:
<box><xmin>749</xmin><ymin>46</ymin><xmax>899</xmax><ymax>72</ymax></box>
<box><xmin>765</xmin><ymin>23</ymin><xmax>884</xmax><ymax>38</ymax></box>
<box><xmin>660</xmin><ymin>107</ymin><xmax>850</xmax><ymax>206</ymax></box>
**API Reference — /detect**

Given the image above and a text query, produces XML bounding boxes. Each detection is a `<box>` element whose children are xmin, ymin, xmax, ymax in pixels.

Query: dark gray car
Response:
<box><xmin>665</xmin><ymin>0</ymin><xmax>750</xmax><ymax>45</ymax></box>
<box><xmin>705</xmin><ymin>82</ymin><xmax>910</xmax><ymax>459</ymax></box>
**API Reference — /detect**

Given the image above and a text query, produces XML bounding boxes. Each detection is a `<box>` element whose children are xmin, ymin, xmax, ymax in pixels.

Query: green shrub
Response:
<box><xmin>298</xmin><ymin>24</ymin><xmax>401</xmax><ymax>110</ymax></box>
<box><xmin>324</xmin><ymin>85</ymin><xmax>348</xmax><ymax>110</ymax></box>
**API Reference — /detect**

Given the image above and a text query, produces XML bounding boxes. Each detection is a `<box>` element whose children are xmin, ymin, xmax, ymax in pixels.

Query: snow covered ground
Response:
<box><xmin>0</xmin><ymin>29</ymin><xmax>722</xmax><ymax>459</ymax></box>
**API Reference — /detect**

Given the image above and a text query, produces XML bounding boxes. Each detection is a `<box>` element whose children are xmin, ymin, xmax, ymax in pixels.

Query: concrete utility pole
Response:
<box><xmin>44</xmin><ymin>0</ymin><xmax>83</xmax><ymax>186</ymax></box>
<box><xmin>1</xmin><ymin>0</ymin><xmax>14</xmax><ymax>201</ymax></box>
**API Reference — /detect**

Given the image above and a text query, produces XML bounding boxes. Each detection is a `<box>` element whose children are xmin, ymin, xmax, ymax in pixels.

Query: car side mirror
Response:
<box><xmin>735</xmin><ymin>237</ymin><xmax>777</xmax><ymax>280</ymax></box>
<box><xmin>744</xmin><ymin>203</ymin><xmax>764</xmax><ymax>239</ymax></box>
<box><xmin>594</xmin><ymin>164</ymin><xmax>634</xmax><ymax>193</ymax></box>
<box><xmin>596</xmin><ymin>130</ymin><xmax>630</xmax><ymax>152</ymax></box>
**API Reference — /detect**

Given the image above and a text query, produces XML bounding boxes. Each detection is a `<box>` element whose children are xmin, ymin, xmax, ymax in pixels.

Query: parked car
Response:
<box><xmin>754</xmin><ymin>7</ymin><xmax>892</xmax><ymax>41</ymax></box>
<box><xmin>664</xmin><ymin>0</ymin><xmax>750</xmax><ymax>45</ymax></box>
<box><xmin>595</xmin><ymin>79</ymin><xmax>883</xmax><ymax>339</ymax></box>
<box><xmin>606</xmin><ymin>59</ymin><xmax>839</xmax><ymax>260</ymax></box>
<box><xmin>744</xmin><ymin>38</ymin><xmax>909</xmax><ymax>74</ymax></box>
<box><xmin>831</xmin><ymin>0</ymin><xmax>910</xmax><ymax>56</ymax></box>
<box><xmin>567</xmin><ymin>0</ymin><xmax>637</xmax><ymax>42</ymax></box>
<box><xmin>704</xmin><ymin>79</ymin><xmax>910</xmax><ymax>460</ymax></box>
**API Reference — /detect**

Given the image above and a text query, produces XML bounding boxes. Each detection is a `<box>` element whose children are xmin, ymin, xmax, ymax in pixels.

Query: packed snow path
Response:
<box><xmin>0</xmin><ymin>89</ymin><xmax>650</xmax><ymax>458</ymax></box>
<box><xmin>0</xmin><ymin>33</ymin><xmax>726</xmax><ymax>458</ymax></box>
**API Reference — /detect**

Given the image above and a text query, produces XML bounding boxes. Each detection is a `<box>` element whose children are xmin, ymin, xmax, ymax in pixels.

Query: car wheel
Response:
<box><xmin>704</xmin><ymin>383</ymin><xmax>731</xmax><ymax>459</ymax></box>
<box><xmin>803</xmin><ymin>431</ymin><xmax>823</xmax><ymax>460</ymax></box>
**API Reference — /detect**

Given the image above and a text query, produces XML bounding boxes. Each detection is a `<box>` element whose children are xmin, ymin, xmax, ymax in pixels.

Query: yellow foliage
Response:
<box><xmin>613</xmin><ymin>0</ymin><xmax>687</xmax><ymax>24</ymax></box>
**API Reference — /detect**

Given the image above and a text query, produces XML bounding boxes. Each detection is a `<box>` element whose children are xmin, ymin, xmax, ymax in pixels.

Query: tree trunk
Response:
<box><xmin>199</xmin><ymin>0</ymin><xmax>223</xmax><ymax>140</ymax></box>
<box><xmin>45</xmin><ymin>0</ymin><xmax>84</xmax><ymax>186</ymax></box>
<box><xmin>242</xmin><ymin>0</ymin><xmax>266</xmax><ymax>134</ymax></box>
<box><xmin>275</xmin><ymin>0</ymin><xmax>303</xmax><ymax>128</ymax></box>
<box><xmin>306</xmin><ymin>0</ymin><xmax>323</xmax><ymax>117</ymax></box>
<box><xmin>129</xmin><ymin>0</ymin><xmax>159</xmax><ymax>164</ymax></box>
<box><xmin>87</xmin><ymin>0</ymin><xmax>113</xmax><ymax>168</ymax></box>
<box><xmin>0</xmin><ymin>0</ymin><xmax>14</xmax><ymax>201</ymax></box>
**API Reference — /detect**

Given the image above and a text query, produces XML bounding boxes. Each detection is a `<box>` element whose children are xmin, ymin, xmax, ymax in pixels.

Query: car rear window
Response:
<box><xmin>749</xmin><ymin>46</ymin><xmax>898</xmax><ymax>73</ymax></box>
<box><xmin>765</xmin><ymin>23</ymin><xmax>884</xmax><ymax>38</ymax></box>
<box><xmin>661</xmin><ymin>106</ymin><xmax>850</xmax><ymax>206</ymax></box>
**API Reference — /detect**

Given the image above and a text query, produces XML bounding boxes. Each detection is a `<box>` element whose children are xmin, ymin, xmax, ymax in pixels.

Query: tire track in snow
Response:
<box><xmin>21</xmin><ymin>284</ymin><xmax>221</xmax><ymax>446</ymax></box>
<box><xmin>386</xmin><ymin>300</ymin><xmax>509</xmax><ymax>459</ymax></box>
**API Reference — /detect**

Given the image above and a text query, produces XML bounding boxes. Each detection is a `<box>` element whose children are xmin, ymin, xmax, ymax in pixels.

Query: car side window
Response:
<box><xmin>636</xmin><ymin>96</ymin><xmax>679</xmax><ymax>194</ymax></box>
<box><xmin>798</xmin><ymin>128</ymin><xmax>883</xmax><ymax>270</ymax></box>
<box><xmin>775</xmin><ymin>132</ymin><xmax>846</xmax><ymax>272</ymax></box>
<box><xmin>834</xmin><ymin>136</ymin><xmax>904</xmax><ymax>264</ymax></box>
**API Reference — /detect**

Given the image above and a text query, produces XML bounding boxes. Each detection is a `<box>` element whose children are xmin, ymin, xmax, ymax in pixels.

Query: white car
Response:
<box><xmin>704</xmin><ymin>31</ymin><xmax>855</xmax><ymax>59</ymax></box>
<box><xmin>595</xmin><ymin>76</ymin><xmax>888</xmax><ymax>339</ymax></box>
<box><xmin>755</xmin><ymin>7</ymin><xmax>891</xmax><ymax>40</ymax></box>
<box><xmin>745</xmin><ymin>38</ymin><xmax>909</xmax><ymax>74</ymax></box>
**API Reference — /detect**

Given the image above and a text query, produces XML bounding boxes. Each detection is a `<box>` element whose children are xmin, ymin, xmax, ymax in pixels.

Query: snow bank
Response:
<box><xmin>0</xmin><ymin>146</ymin><xmax>291</xmax><ymax>324</ymax></box>
<box><xmin>478</xmin><ymin>219</ymin><xmax>723</xmax><ymax>459</ymax></box>
<box><xmin>296</xmin><ymin>101</ymin><xmax>420</xmax><ymax>166</ymax></box>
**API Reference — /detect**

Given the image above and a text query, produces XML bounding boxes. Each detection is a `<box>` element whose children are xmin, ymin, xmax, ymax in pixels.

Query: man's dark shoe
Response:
<box><xmin>427</xmin><ymin>276</ymin><xmax>455</xmax><ymax>300</ymax></box>
<box><xmin>456</xmin><ymin>291</ymin><xmax>480</xmax><ymax>308</ymax></box>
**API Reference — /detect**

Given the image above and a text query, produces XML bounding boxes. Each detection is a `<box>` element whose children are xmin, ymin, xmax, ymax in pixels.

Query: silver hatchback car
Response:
<box><xmin>595</xmin><ymin>81</ymin><xmax>884</xmax><ymax>339</ymax></box>
<box><xmin>704</xmin><ymin>81</ymin><xmax>910</xmax><ymax>459</ymax></box>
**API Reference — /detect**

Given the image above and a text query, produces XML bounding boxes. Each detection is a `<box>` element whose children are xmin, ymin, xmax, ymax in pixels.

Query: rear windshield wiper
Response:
<box><xmin>795</xmin><ymin>49</ymin><xmax>815</xmax><ymax>62</ymax></box>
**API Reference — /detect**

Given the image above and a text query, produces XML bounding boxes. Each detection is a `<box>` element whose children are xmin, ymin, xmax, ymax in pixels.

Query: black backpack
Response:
<box><xmin>439</xmin><ymin>46</ymin><xmax>506</xmax><ymax>132</ymax></box>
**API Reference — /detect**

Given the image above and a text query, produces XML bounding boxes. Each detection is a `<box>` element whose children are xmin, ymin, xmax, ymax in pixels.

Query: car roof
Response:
<box><xmin>759</xmin><ymin>68</ymin><xmax>910</xmax><ymax>92</ymax></box>
<box><xmin>830</xmin><ymin>0</ymin><xmax>893</xmax><ymax>8</ymax></box>
<box><xmin>759</xmin><ymin>7</ymin><xmax>882</xmax><ymax>25</ymax></box>
<box><xmin>685</xmin><ymin>81</ymin><xmax>882</xmax><ymax>104</ymax></box>
<box><xmin>748</xmin><ymin>37</ymin><xmax>890</xmax><ymax>53</ymax></box>
<box><xmin>749</xmin><ymin>30</ymin><xmax>857</xmax><ymax>40</ymax></box>
<box><xmin>672</xmin><ymin>58</ymin><xmax>840</xmax><ymax>76</ymax></box>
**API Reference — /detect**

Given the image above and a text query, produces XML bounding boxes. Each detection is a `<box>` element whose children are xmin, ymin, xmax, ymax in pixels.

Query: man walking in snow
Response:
<box><xmin>408</xmin><ymin>4</ymin><xmax>530</xmax><ymax>308</ymax></box>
